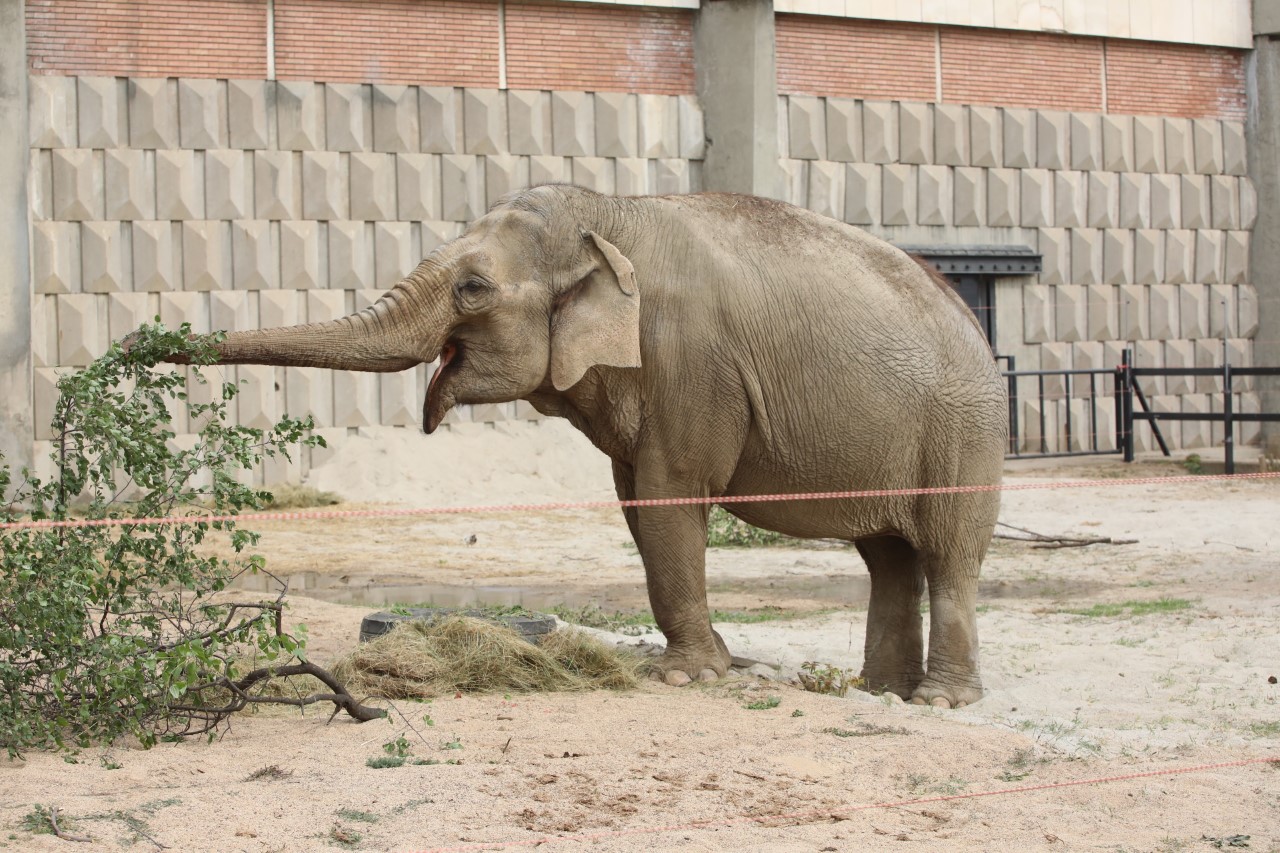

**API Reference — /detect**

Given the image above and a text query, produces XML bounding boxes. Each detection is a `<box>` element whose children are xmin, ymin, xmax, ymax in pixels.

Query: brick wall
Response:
<box><xmin>776</xmin><ymin>15</ymin><xmax>936</xmax><ymax>102</ymax></box>
<box><xmin>274</xmin><ymin>0</ymin><xmax>500</xmax><ymax>86</ymax></box>
<box><xmin>505</xmin><ymin>1</ymin><xmax>694</xmax><ymax>95</ymax></box>
<box><xmin>1107</xmin><ymin>41</ymin><xmax>1247</xmax><ymax>122</ymax></box>
<box><xmin>26</xmin><ymin>0</ymin><xmax>267</xmax><ymax>78</ymax></box>
<box><xmin>940</xmin><ymin>28</ymin><xmax>1103</xmax><ymax>113</ymax></box>
<box><xmin>777</xmin><ymin>15</ymin><xmax>1247</xmax><ymax>121</ymax></box>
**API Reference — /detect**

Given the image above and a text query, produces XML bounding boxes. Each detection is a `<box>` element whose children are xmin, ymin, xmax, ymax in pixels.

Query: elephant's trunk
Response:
<box><xmin>195</xmin><ymin>262</ymin><xmax>446</xmax><ymax>372</ymax></box>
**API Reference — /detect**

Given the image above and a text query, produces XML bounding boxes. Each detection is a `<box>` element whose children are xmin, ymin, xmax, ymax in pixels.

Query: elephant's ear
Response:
<box><xmin>550</xmin><ymin>231</ymin><xmax>642</xmax><ymax>391</ymax></box>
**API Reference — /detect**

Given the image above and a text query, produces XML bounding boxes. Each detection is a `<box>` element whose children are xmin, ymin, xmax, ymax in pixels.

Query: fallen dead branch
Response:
<box><xmin>996</xmin><ymin>522</ymin><xmax>1138</xmax><ymax>549</ymax></box>
<box><xmin>48</xmin><ymin>806</ymin><xmax>92</xmax><ymax>843</ymax></box>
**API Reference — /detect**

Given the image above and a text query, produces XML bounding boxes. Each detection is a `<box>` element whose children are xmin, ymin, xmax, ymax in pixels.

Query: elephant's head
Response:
<box><xmin>204</xmin><ymin>186</ymin><xmax>641</xmax><ymax>433</ymax></box>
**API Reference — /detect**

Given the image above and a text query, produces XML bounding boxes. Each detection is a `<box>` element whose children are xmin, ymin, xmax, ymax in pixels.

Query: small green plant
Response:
<box><xmin>245</xmin><ymin>764</ymin><xmax>292</xmax><ymax>781</ymax></box>
<box><xmin>1182</xmin><ymin>453</ymin><xmax>1204</xmax><ymax>475</ymax></box>
<box><xmin>366</xmin><ymin>755</ymin><xmax>408</xmax><ymax>769</ymax></box>
<box><xmin>0</xmin><ymin>321</ymin><xmax>379</xmax><ymax>756</ymax></box>
<box><xmin>791</xmin><ymin>709</ymin><xmax>805</xmax><ymax>717</ymax></box>
<box><xmin>706</xmin><ymin>507</ymin><xmax>793</xmax><ymax>548</ymax></box>
<box><xmin>383</xmin><ymin>735</ymin><xmax>412</xmax><ymax>759</ymax></box>
<box><xmin>335</xmin><ymin>808</ymin><xmax>379</xmax><ymax>824</ymax></box>
<box><xmin>1202</xmin><ymin>835</ymin><xmax>1251</xmax><ymax>849</ymax></box>
<box><xmin>263</xmin><ymin>483</ymin><xmax>341</xmax><ymax>509</ymax></box>
<box><xmin>798</xmin><ymin>661</ymin><xmax>862</xmax><ymax>697</ymax></box>
<box><xmin>99</xmin><ymin>755</ymin><xmax>123</xmax><ymax>770</ymax></box>
<box><xmin>19</xmin><ymin>806</ymin><xmax>56</xmax><ymax>836</ymax></box>
<box><xmin>744</xmin><ymin>694</ymin><xmax>782</xmax><ymax>710</ymax></box>
<box><xmin>441</xmin><ymin>737</ymin><xmax>463</xmax><ymax>750</ymax></box>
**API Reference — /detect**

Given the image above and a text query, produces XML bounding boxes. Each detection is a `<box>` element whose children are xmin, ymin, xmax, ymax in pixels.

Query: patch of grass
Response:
<box><xmin>798</xmin><ymin>661</ymin><xmax>862</xmax><ymax>697</ymax></box>
<box><xmin>366</xmin><ymin>755</ymin><xmax>407</xmax><ymax>769</ymax></box>
<box><xmin>264</xmin><ymin>483</ymin><xmax>341</xmax><ymax>509</ymax></box>
<box><xmin>335</xmin><ymin>809</ymin><xmax>379</xmax><ymax>824</ymax></box>
<box><xmin>1061</xmin><ymin>598</ymin><xmax>1194</xmax><ymax>618</ymax></box>
<box><xmin>744</xmin><ymin>694</ymin><xmax>782</xmax><ymax>710</ymax></box>
<box><xmin>329</xmin><ymin>824</ymin><xmax>362</xmax><ymax>848</ymax></box>
<box><xmin>548</xmin><ymin>604</ymin><xmax>656</xmax><ymax>634</ymax></box>
<box><xmin>710</xmin><ymin>606</ymin><xmax>794</xmax><ymax>623</ymax></box>
<box><xmin>1182</xmin><ymin>453</ymin><xmax>1204</xmax><ymax>475</ymax></box>
<box><xmin>390</xmin><ymin>799</ymin><xmax>433</xmax><ymax>815</ymax></box>
<box><xmin>707</xmin><ymin>507</ymin><xmax>794</xmax><ymax>548</ymax></box>
<box><xmin>245</xmin><ymin>764</ymin><xmax>293</xmax><ymax>782</ymax></box>
<box><xmin>1247</xmin><ymin>721</ymin><xmax>1280</xmax><ymax>737</ymax></box>
<box><xmin>440</xmin><ymin>737</ymin><xmax>463</xmax><ymax>750</ymax></box>
<box><xmin>791</xmin><ymin>709</ymin><xmax>805</xmax><ymax>718</ymax></box>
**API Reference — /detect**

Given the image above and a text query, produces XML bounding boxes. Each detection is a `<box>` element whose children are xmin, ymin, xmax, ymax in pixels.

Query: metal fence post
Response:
<box><xmin>1120</xmin><ymin>347</ymin><xmax>1134</xmax><ymax>463</ymax></box>
<box><xmin>1224</xmin><ymin>358</ymin><xmax>1234</xmax><ymax>475</ymax></box>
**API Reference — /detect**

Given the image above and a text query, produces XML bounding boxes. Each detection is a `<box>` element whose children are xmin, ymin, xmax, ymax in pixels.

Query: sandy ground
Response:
<box><xmin>3</xmin><ymin>421</ymin><xmax>1278</xmax><ymax>852</ymax></box>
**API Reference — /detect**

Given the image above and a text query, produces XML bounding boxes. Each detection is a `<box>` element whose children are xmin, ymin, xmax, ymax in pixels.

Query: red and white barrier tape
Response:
<box><xmin>2</xmin><ymin>471</ymin><xmax>1277</xmax><ymax>532</ymax></box>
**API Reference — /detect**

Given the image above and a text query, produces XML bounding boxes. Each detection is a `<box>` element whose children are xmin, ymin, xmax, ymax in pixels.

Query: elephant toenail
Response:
<box><xmin>697</xmin><ymin>668</ymin><xmax>718</xmax><ymax>682</ymax></box>
<box><xmin>910</xmin><ymin>696</ymin><xmax>928</xmax><ymax>705</ymax></box>
<box><xmin>665</xmin><ymin>670</ymin><xmax>692</xmax><ymax>687</ymax></box>
<box><xmin>930</xmin><ymin>696</ymin><xmax>951</xmax><ymax>709</ymax></box>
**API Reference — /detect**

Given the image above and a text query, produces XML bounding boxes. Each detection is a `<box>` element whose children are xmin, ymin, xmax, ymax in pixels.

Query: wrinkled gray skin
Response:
<box><xmin>196</xmin><ymin>185</ymin><xmax>1006</xmax><ymax>708</ymax></box>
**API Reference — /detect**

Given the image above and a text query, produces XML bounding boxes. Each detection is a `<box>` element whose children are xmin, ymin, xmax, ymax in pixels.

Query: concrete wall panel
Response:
<box><xmin>1194</xmin><ymin>229</ymin><xmax>1224</xmax><ymax>283</ymax></box>
<box><xmin>1164</xmin><ymin>229</ymin><xmax>1194</xmax><ymax>284</ymax></box>
<box><xmin>51</xmin><ymin>148</ymin><xmax>101</xmax><ymax>221</ymax></box>
<box><xmin>678</xmin><ymin>95</ymin><xmax>704</xmax><ymax>160</ymax></box>
<box><xmin>1038</xmin><ymin>227</ymin><xmax>1069</xmax><ymax>286</ymax></box>
<box><xmin>77</xmin><ymin>77</ymin><xmax>124</xmax><ymax>149</ymax></box>
<box><xmin>325</xmin><ymin>83</ymin><xmax>371</xmax><ymax>152</ymax></box>
<box><xmin>1118</xmin><ymin>172</ymin><xmax>1149</xmax><ymax>228</ymax></box>
<box><xmin>1148</xmin><ymin>284</ymin><xmax>1179</xmax><ymax>340</ymax></box>
<box><xmin>987</xmin><ymin>168</ymin><xmax>1019</xmax><ymax>227</ymax></box>
<box><xmin>881</xmin><ymin>164</ymin><xmax>916</xmax><ymax>226</ymax></box>
<box><xmin>30</xmin><ymin>74</ymin><xmax>77</xmax><ymax>149</ymax></box>
<box><xmin>31</xmin><ymin>220</ymin><xmax>80</xmax><ymax>293</ymax></box>
<box><xmin>1054</xmin><ymin>170</ymin><xmax>1086</xmax><ymax>227</ymax></box>
<box><xmin>1019</xmin><ymin>168</ymin><xmax>1052</xmax><ymax>226</ymax></box>
<box><xmin>1036</xmin><ymin>110</ymin><xmax>1068</xmax><ymax>170</ymax></box>
<box><xmin>1101</xmin><ymin>114</ymin><xmax>1134</xmax><ymax>172</ymax></box>
<box><xmin>898</xmin><ymin>101</ymin><xmax>932</xmax><ymax>164</ymax></box>
<box><xmin>825</xmin><ymin>98</ymin><xmax>861</xmax><ymax>162</ymax></box>
<box><xmin>126</xmin><ymin>77</ymin><xmax>176</xmax><ymax>150</ymax></box>
<box><xmin>253</xmin><ymin>150</ymin><xmax>300</xmax><ymax>220</ymax></box>
<box><xmin>104</xmin><ymin>148</ymin><xmax>154</xmax><ymax>221</ymax></box>
<box><xmin>1002</xmin><ymin>108</ymin><xmax>1035</xmax><ymax>168</ymax></box>
<box><xmin>280</xmin><ymin>220</ymin><xmax>324</xmax><ymax>290</ymax></box>
<box><xmin>373</xmin><ymin>84</ymin><xmax>419</xmax><ymax>153</ymax></box>
<box><xmin>552</xmin><ymin>91</ymin><xmax>595</xmax><ymax>157</ymax></box>
<box><xmin>934</xmin><ymin>103</ymin><xmax>968</xmax><ymax>166</ymax></box>
<box><xmin>227</xmin><ymin>79</ymin><xmax>271</xmax><ymax>150</ymax></box>
<box><xmin>862</xmin><ymin>101</ymin><xmax>899</xmax><ymax>164</ymax></box>
<box><xmin>80</xmin><ymin>221</ymin><xmax>128</xmax><ymax>293</ymax></box>
<box><xmin>231</xmin><ymin>220</ymin><xmax>277</xmax><ymax>290</ymax></box>
<box><xmin>131</xmin><ymin>220</ymin><xmax>178</xmax><ymax>292</ymax></box>
<box><xmin>1086</xmin><ymin>171</ymin><xmax>1118</xmax><ymax>228</ymax></box>
<box><xmin>205</xmin><ymin>150</ymin><xmax>252</xmax><ymax>220</ymax></box>
<box><xmin>953</xmin><ymin>166</ymin><xmax>985</xmax><ymax>226</ymax></box>
<box><xmin>1192</xmin><ymin>118</ymin><xmax>1224</xmax><ymax>174</ymax></box>
<box><xmin>301</xmin><ymin>151</ymin><xmax>348</xmax><ymax>220</ymax></box>
<box><xmin>419</xmin><ymin>87</ymin><xmax>462</xmax><ymax>154</ymax></box>
<box><xmin>276</xmin><ymin>81</ymin><xmax>324</xmax><ymax>151</ymax></box>
<box><xmin>1133</xmin><ymin>229</ymin><xmax>1164</xmax><ymax>284</ymax></box>
<box><xmin>178</xmin><ymin>78</ymin><xmax>227</xmax><ymax>149</ymax></box>
<box><xmin>1055</xmin><ymin>283</ymin><xmax>1087</xmax><ymax>341</ymax></box>
<box><xmin>507</xmin><ymin>90</ymin><xmax>551</xmax><ymax>156</ymax></box>
<box><xmin>595</xmin><ymin>92</ymin><xmax>639</xmax><ymax>158</ymax></box>
<box><xmin>916</xmin><ymin>164</ymin><xmax>949</xmax><ymax>226</ymax></box>
<box><xmin>637</xmin><ymin>94</ymin><xmax>677</xmax><ymax>159</ymax></box>
<box><xmin>155</xmin><ymin>149</ymin><xmax>204</xmax><ymax>220</ymax></box>
<box><xmin>349</xmin><ymin>152</ymin><xmax>397</xmax><ymax>222</ymax></box>
<box><xmin>969</xmin><ymin>106</ymin><xmax>1001</xmax><ymax>167</ymax></box>
<box><xmin>1069</xmin><ymin>112</ymin><xmax>1101</xmax><ymax>171</ymax></box>
<box><xmin>1071</xmin><ymin>228</ymin><xmax>1103</xmax><ymax>286</ymax></box>
<box><xmin>181</xmin><ymin>221</ymin><xmax>231</xmax><ymax>291</ymax></box>
<box><xmin>463</xmin><ymin>88</ymin><xmax>507</xmax><ymax>156</ymax></box>
<box><xmin>1148</xmin><ymin>173</ymin><xmax>1181</xmax><ymax>228</ymax></box>
<box><xmin>787</xmin><ymin>95</ymin><xmax>826</xmax><ymax>160</ymax></box>
<box><xmin>844</xmin><ymin>163</ymin><xmax>880</xmax><ymax>226</ymax></box>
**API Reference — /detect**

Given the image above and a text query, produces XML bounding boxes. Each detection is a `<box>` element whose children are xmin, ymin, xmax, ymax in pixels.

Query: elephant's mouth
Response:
<box><xmin>423</xmin><ymin>341</ymin><xmax>460</xmax><ymax>434</ymax></box>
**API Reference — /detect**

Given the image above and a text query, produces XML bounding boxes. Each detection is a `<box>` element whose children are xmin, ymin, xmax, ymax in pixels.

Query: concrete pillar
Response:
<box><xmin>694</xmin><ymin>0</ymin><xmax>780</xmax><ymax>198</ymax></box>
<box><xmin>0</xmin><ymin>0</ymin><xmax>33</xmax><ymax>482</ymax></box>
<box><xmin>1248</xmin><ymin>1</ymin><xmax>1280</xmax><ymax>456</ymax></box>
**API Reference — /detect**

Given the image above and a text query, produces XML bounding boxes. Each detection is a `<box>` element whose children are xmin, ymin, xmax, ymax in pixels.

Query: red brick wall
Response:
<box><xmin>1106</xmin><ymin>40</ymin><xmax>1247</xmax><ymax>121</ymax></box>
<box><xmin>776</xmin><ymin>14</ymin><xmax>936</xmax><ymax>102</ymax></box>
<box><xmin>26</xmin><ymin>0</ymin><xmax>267</xmax><ymax>78</ymax></box>
<box><xmin>274</xmin><ymin>0</ymin><xmax>500</xmax><ymax>85</ymax></box>
<box><xmin>505</xmin><ymin>1</ymin><xmax>694</xmax><ymax>94</ymax></box>
<box><xmin>940</xmin><ymin>28</ymin><xmax>1104</xmax><ymax>112</ymax></box>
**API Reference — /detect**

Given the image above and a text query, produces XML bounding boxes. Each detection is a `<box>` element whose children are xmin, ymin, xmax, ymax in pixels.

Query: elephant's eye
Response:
<box><xmin>457</xmin><ymin>278</ymin><xmax>487</xmax><ymax>295</ymax></box>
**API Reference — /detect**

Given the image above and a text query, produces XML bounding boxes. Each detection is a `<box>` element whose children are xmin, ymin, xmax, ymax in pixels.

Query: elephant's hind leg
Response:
<box><xmin>856</xmin><ymin>535</ymin><xmax>926</xmax><ymax>700</ymax></box>
<box><xmin>910</xmin><ymin>543</ymin><xmax>984</xmax><ymax>709</ymax></box>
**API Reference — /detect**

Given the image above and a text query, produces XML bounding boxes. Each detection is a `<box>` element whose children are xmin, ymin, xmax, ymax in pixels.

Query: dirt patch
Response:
<box><xmin>3</xmin><ymin>425</ymin><xmax>1278</xmax><ymax>851</ymax></box>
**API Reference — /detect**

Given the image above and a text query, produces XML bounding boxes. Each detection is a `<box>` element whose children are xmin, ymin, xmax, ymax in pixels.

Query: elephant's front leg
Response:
<box><xmin>622</xmin><ymin>464</ymin><xmax>731</xmax><ymax>685</ymax></box>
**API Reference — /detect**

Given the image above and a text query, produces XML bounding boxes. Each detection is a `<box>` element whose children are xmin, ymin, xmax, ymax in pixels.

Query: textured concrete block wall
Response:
<box><xmin>27</xmin><ymin>74</ymin><xmax>704</xmax><ymax>482</ymax></box>
<box><xmin>780</xmin><ymin>95</ymin><xmax>1257</xmax><ymax>453</ymax></box>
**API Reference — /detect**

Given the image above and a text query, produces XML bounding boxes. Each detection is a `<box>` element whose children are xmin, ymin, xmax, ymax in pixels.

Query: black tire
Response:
<box><xmin>358</xmin><ymin>608</ymin><xmax>557</xmax><ymax>645</ymax></box>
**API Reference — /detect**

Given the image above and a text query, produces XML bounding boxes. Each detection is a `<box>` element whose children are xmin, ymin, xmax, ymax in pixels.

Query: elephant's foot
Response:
<box><xmin>908</xmin><ymin>677</ymin><xmax>984</xmax><ymax>709</ymax></box>
<box><xmin>859</xmin><ymin>669</ymin><xmax>923</xmax><ymax>702</ymax></box>
<box><xmin>648</xmin><ymin>632</ymin><xmax>732</xmax><ymax>686</ymax></box>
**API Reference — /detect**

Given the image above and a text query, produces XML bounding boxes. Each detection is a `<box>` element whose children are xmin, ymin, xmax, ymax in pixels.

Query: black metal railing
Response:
<box><xmin>1001</xmin><ymin>348</ymin><xmax>1280</xmax><ymax>472</ymax></box>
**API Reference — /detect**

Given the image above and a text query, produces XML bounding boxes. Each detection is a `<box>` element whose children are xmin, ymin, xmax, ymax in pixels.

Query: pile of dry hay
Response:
<box><xmin>332</xmin><ymin>616</ymin><xmax>646</xmax><ymax>699</ymax></box>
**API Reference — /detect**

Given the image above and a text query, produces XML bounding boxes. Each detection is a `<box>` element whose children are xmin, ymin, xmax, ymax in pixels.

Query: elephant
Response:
<box><xmin>191</xmin><ymin>185</ymin><xmax>1007</xmax><ymax>708</ymax></box>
